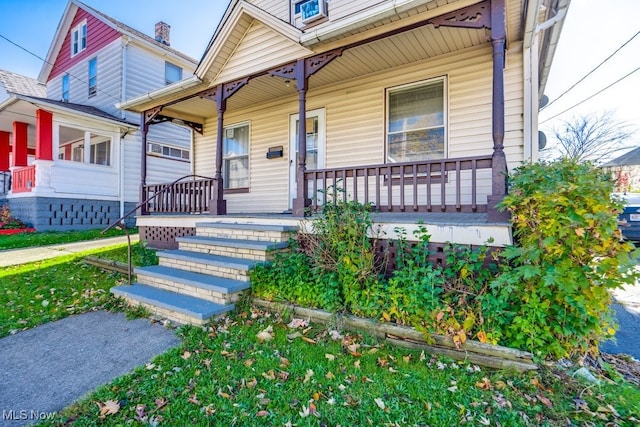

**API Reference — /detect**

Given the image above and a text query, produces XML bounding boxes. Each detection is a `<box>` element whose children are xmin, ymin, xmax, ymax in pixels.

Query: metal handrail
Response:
<box><xmin>100</xmin><ymin>174</ymin><xmax>215</xmax><ymax>284</ymax></box>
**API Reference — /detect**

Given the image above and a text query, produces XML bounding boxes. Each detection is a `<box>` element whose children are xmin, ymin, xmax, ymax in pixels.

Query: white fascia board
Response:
<box><xmin>38</xmin><ymin>1</ymin><xmax>77</xmax><ymax>83</ymax></box>
<box><xmin>116</xmin><ymin>74</ymin><xmax>202</xmax><ymax>111</ymax></box>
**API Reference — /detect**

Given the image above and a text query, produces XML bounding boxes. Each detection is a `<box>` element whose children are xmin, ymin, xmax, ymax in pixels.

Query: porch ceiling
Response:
<box><xmin>159</xmin><ymin>22</ymin><xmax>489</xmax><ymax>123</ymax></box>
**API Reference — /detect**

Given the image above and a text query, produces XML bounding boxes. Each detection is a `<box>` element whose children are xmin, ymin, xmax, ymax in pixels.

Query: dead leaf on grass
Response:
<box><xmin>256</xmin><ymin>325</ymin><xmax>274</xmax><ymax>342</ymax></box>
<box><xmin>287</xmin><ymin>318</ymin><xmax>308</xmax><ymax>329</ymax></box>
<box><xmin>96</xmin><ymin>400</ymin><xmax>120</xmax><ymax>419</ymax></box>
<box><xmin>303</xmin><ymin>369</ymin><xmax>314</xmax><ymax>383</ymax></box>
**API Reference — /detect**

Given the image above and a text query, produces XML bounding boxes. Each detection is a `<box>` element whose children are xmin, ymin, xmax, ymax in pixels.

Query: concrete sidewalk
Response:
<box><xmin>0</xmin><ymin>311</ymin><xmax>179</xmax><ymax>427</ymax></box>
<box><xmin>0</xmin><ymin>234</ymin><xmax>139</xmax><ymax>267</ymax></box>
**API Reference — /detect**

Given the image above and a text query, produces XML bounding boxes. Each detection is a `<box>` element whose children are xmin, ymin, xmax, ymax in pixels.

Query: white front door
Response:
<box><xmin>289</xmin><ymin>108</ymin><xmax>325</xmax><ymax>209</ymax></box>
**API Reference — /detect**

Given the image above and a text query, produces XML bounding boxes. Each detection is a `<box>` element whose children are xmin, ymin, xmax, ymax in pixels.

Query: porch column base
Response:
<box><xmin>486</xmin><ymin>195</ymin><xmax>510</xmax><ymax>223</ymax></box>
<box><xmin>292</xmin><ymin>197</ymin><xmax>309</xmax><ymax>217</ymax></box>
<box><xmin>210</xmin><ymin>199</ymin><xmax>227</xmax><ymax>216</ymax></box>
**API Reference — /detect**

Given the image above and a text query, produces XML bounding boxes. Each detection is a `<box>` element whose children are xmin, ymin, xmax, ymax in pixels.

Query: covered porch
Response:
<box><xmin>121</xmin><ymin>0</ymin><xmax>520</xmax><ymax>231</ymax></box>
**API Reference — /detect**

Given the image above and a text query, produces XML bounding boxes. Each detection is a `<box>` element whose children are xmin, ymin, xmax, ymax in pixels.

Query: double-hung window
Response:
<box><xmin>61</xmin><ymin>74</ymin><xmax>69</xmax><ymax>101</ymax></box>
<box><xmin>222</xmin><ymin>123</ymin><xmax>249</xmax><ymax>190</ymax></box>
<box><xmin>387</xmin><ymin>78</ymin><xmax>446</xmax><ymax>163</ymax></box>
<box><xmin>71</xmin><ymin>21</ymin><xmax>87</xmax><ymax>57</ymax></box>
<box><xmin>88</xmin><ymin>58</ymin><xmax>97</xmax><ymax>97</ymax></box>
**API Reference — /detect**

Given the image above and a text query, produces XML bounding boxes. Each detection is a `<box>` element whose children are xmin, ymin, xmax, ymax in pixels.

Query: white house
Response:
<box><xmin>0</xmin><ymin>0</ymin><xmax>197</xmax><ymax>230</ymax></box>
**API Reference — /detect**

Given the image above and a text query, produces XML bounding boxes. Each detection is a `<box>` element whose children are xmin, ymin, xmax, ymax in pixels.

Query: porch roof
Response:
<box><xmin>0</xmin><ymin>94</ymin><xmax>137</xmax><ymax>139</ymax></box>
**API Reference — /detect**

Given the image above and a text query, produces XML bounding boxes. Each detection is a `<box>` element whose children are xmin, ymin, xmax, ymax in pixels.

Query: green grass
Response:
<box><xmin>0</xmin><ymin>243</ymin><xmax>154</xmax><ymax>337</ymax></box>
<box><xmin>43</xmin><ymin>305</ymin><xmax>640</xmax><ymax>426</ymax></box>
<box><xmin>0</xmin><ymin>227</ymin><xmax>135</xmax><ymax>250</ymax></box>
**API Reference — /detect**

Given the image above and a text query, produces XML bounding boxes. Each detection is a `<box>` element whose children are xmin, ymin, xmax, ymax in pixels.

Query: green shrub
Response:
<box><xmin>493</xmin><ymin>159</ymin><xmax>638</xmax><ymax>359</ymax></box>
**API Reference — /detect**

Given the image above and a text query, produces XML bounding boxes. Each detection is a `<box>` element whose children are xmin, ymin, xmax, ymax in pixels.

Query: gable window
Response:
<box><xmin>165</xmin><ymin>62</ymin><xmax>182</xmax><ymax>85</ymax></box>
<box><xmin>386</xmin><ymin>78</ymin><xmax>446</xmax><ymax>163</ymax></box>
<box><xmin>61</xmin><ymin>74</ymin><xmax>69</xmax><ymax>101</ymax></box>
<box><xmin>222</xmin><ymin>123</ymin><xmax>249</xmax><ymax>190</ymax></box>
<box><xmin>71</xmin><ymin>21</ymin><xmax>87</xmax><ymax>57</ymax></box>
<box><xmin>291</xmin><ymin>0</ymin><xmax>328</xmax><ymax>27</ymax></box>
<box><xmin>88</xmin><ymin>57</ymin><xmax>97</xmax><ymax>97</ymax></box>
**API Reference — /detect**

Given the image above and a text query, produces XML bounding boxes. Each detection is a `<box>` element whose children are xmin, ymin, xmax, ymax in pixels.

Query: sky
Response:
<box><xmin>0</xmin><ymin>0</ymin><xmax>638</xmax><ymax>153</ymax></box>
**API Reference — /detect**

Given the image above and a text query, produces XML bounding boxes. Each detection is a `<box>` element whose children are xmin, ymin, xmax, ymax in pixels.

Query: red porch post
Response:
<box><xmin>487</xmin><ymin>0</ymin><xmax>510</xmax><ymax>222</ymax></box>
<box><xmin>292</xmin><ymin>58</ymin><xmax>309</xmax><ymax>217</ymax></box>
<box><xmin>35</xmin><ymin>109</ymin><xmax>53</xmax><ymax>161</ymax></box>
<box><xmin>12</xmin><ymin>122</ymin><xmax>28</xmax><ymax>167</ymax></box>
<box><xmin>0</xmin><ymin>131</ymin><xmax>10</xmax><ymax>171</ymax></box>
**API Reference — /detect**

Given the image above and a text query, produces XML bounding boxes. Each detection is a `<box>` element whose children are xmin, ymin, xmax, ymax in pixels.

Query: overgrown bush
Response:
<box><xmin>493</xmin><ymin>159</ymin><xmax>638</xmax><ymax>359</ymax></box>
<box><xmin>252</xmin><ymin>160</ymin><xmax>636</xmax><ymax>360</ymax></box>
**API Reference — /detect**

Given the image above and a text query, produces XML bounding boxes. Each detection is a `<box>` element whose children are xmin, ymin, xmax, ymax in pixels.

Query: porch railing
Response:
<box><xmin>12</xmin><ymin>166</ymin><xmax>36</xmax><ymax>193</ymax></box>
<box><xmin>143</xmin><ymin>177</ymin><xmax>215</xmax><ymax>214</ymax></box>
<box><xmin>304</xmin><ymin>155</ymin><xmax>493</xmax><ymax>213</ymax></box>
<box><xmin>0</xmin><ymin>171</ymin><xmax>10</xmax><ymax>194</ymax></box>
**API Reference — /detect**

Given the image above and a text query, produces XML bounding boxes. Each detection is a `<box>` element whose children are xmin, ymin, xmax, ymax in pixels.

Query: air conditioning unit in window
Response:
<box><xmin>300</xmin><ymin>0</ymin><xmax>328</xmax><ymax>24</ymax></box>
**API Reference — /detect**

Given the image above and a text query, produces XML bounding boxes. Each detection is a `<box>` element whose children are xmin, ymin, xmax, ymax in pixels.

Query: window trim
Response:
<box><xmin>88</xmin><ymin>57</ymin><xmax>97</xmax><ymax>97</ymax></box>
<box><xmin>70</xmin><ymin>20</ymin><xmax>87</xmax><ymax>57</ymax></box>
<box><xmin>222</xmin><ymin>121</ymin><xmax>250</xmax><ymax>192</ymax></box>
<box><xmin>385</xmin><ymin>76</ymin><xmax>448</xmax><ymax>164</ymax></box>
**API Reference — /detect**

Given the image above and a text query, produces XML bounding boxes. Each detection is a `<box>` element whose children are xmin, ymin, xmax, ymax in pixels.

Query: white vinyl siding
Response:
<box><xmin>214</xmin><ymin>20</ymin><xmax>311</xmax><ymax>84</ymax></box>
<box><xmin>249</xmin><ymin>0</ymin><xmax>289</xmax><ymax>20</ymax></box>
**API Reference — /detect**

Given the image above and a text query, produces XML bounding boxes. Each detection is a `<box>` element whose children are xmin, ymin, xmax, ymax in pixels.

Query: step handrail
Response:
<box><xmin>101</xmin><ymin>174</ymin><xmax>215</xmax><ymax>285</ymax></box>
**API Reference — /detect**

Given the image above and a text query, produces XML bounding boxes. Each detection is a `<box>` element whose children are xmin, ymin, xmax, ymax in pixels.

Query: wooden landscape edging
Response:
<box><xmin>252</xmin><ymin>298</ymin><xmax>538</xmax><ymax>372</ymax></box>
<box><xmin>84</xmin><ymin>256</ymin><xmax>130</xmax><ymax>275</ymax></box>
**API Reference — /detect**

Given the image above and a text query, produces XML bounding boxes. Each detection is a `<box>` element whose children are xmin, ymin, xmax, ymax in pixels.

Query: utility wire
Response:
<box><xmin>542</xmin><ymin>30</ymin><xmax>640</xmax><ymax>111</ymax></box>
<box><xmin>540</xmin><ymin>65</ymin><xmax>640</xmax><ymax>124</ymax></box>
<box><xmin>0</xmin><ymin>33</ymin><xmax>122</xmax><ymax>103</ymax></box>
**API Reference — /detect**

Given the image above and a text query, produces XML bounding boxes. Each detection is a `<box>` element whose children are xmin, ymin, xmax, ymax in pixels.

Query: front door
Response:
<box><xmin>289</xmin><ymin>108</ymin><xmax>325</xmax><ymax>209</ymax></box>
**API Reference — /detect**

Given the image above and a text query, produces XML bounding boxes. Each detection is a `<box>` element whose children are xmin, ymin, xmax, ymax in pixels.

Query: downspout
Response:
<box><xmin>522</xmin><ymin>1</ymin><xmax>568</xmax><ymax>161</ymax></box>
<box><xmin>119</xmin><ymin>37</ymin><xmax>131</xmax><ymax>218</ymax></box>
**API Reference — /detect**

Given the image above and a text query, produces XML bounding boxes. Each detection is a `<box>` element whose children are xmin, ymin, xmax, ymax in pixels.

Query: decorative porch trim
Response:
<box><xmin>428</xmin><ymin>0</ymin><xmax>490</xmax><ymax>29</ymax></box>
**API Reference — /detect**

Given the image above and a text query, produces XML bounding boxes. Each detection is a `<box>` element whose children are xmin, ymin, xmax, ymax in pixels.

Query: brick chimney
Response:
<box><xmin>155</xmin><ymin>21</ymin><xmax>170</xmax><ymax>46</ymax></box>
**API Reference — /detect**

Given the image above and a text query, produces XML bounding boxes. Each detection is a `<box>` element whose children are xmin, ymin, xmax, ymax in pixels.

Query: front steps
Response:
<box><xmin>112</xmin><ymin>222</ymin><xmax>297</xmax><ymax>325</ymax></box>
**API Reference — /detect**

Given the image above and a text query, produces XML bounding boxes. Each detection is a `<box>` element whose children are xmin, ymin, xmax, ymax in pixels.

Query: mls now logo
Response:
<box><xmin>2</xmin><ymin>410</ymin><xmax>56</xmax><ymax>421</ymax></box>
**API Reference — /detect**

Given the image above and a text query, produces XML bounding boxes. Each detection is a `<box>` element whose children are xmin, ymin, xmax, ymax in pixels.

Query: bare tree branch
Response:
<box><xmin>541</xmin><ymin>112</ymin><xmax>635</xmax><ymax>164</ymax></box>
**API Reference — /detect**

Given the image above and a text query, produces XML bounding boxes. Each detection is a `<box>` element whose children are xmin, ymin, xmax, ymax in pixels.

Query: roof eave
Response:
<box><xmin>116</xmin><ymin>74</ymin><xmax>203</xmax><ymax>112</ymax></box>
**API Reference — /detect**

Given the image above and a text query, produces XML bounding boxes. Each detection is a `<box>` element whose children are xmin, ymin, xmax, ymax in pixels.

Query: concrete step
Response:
<box><xmin>111</xmin><ymin>284</ymin><xmax>234</xmax><ymax>326</ymax></box>
<box><xmin>158</xmin><ymin>249</ymin><xmax>258</xmax><ymax>281</ymax></box>
<box><xmin>176</xmin><ymin>235</ymin><xmax>289</xmax><ymax>261</ymax></box>
<box><xmin>135</xmin><ymin>265</ymin><xmax>250</xmax><ymax>304</ymax></box>
<box><xmin>195</xmin><ymin>222</ymin><xmax>298</xmax><ymax>242</ymax></box>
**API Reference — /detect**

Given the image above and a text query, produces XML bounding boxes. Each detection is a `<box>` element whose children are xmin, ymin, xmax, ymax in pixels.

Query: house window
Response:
<box><xmin>61</xmin><ymin>74</ymin><xmax>69</xmax><ymax>101</ymax></box>
<box><xmin>58</xmin><ymin>126</ymin><xmax>111</xmax><ymax>166</ymax></box>
<box><xmin>165</xmin><ymin>62</ymin><xmax>182</xmax><ymax>85</ymax></box>
<box><xmin>88</xmin><ymin>57</ymin><xmax>97</xmax><ymax>97</ymax></box>
<box><xmin>223</xmin><ymin>123</ymin><xmax>249</xmax><ymax>190</ymax></box>
<box><xmin>148</xmin><ymin>142</ymin><xmax>190</xmax><ymax>161</ymax></box>
<box><xmin>387</xmin><ymin>78</ymin><xmax>446</xmax><ymax>163</ymax></box>
<box><xmin>71</xmin><ymin>21</ymin><xmax>87</xmax><ymax>57</ymax></box>
<box><xmin>291</xmin><ymin>0</ymin><xmax>328</xmax><ymax>26</ymax></box>
<box><xmin>89</xmin><ymin>135</ymin><xmax>111</xmax><ymax>166</ymax></box>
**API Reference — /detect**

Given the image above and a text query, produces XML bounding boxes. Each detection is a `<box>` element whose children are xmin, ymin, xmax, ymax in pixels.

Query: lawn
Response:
<box><xmin>0</xmin><ymin>227</ymin><xmax>134</xmax><ymax>250</ymax></box>
<box><xmin>2</xmin><ymin>237</ymin><xmax>638</xmax><ymax>426</ymax></box>
<box><xmin>0</xmin><ymin>243</ymin><xmax>154</xmax><ymax>337</ymax></box>
<box><xmin>43</xmin><ymin>305</ymin><xmax>640</xmax><ymax>426</ymax></box>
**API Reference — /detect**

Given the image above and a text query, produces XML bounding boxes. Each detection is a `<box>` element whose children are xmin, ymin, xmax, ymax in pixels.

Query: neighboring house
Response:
<box><xmin>602</xmin><ymin>147</ymin><xmax>640</xmax><ymax>193</ymax></box>
<box><xmin>0</xmin><ymin>0</ymin><xmax>197</xmax><ymax>230</ymax></box>
<box><xmin>119</xmin><ymin>0</ymin><xmax>570</xmax><ymax>249</ymax></box>
<box><xmin>0</xmin><ymin>70</ymin><xmax>46</xmax><ymax>199</ymax></box>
